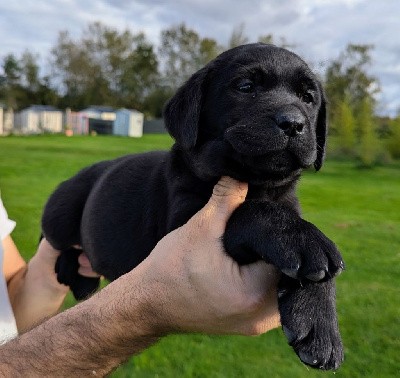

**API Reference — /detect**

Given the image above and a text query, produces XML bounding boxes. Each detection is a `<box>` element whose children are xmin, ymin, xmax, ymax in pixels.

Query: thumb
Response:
<box><xmin>204</xmin><ymin>176</ymin><xmax>248</xmax><ymax>225</ymax></box>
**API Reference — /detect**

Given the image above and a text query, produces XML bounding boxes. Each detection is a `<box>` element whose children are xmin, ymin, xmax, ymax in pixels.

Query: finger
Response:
<box><xmin>78</xmin><ymin>253</ymin><xmax>100</xmax><ymax>278</ymax></box>
<box><xmin>78</xmin><ymin>253</ymin><xmax>91</xmax><ymax>267</ymax></box>
<box><xmin>182</xmin><ymin>177</ymin><xmax>248</xmax><ymax>240</ymax></box>
<box><xmin>205</xmin><ymin>176</ymin><xmax>248</xmax><ymax>223</ymax></box>
<box><xmin>39</xmin><ymin>238</ymin><xmax>60</xmax><ymax>254</ymax></box>
<box><xmin>78</xmin><ymin>266</ymin><xmax>101</xmax><ymax>278</ymax></box>
<box><xmin>37</xmin><ymin>238</ymin><xmax>61</xmax><ymax>264</ymax></box>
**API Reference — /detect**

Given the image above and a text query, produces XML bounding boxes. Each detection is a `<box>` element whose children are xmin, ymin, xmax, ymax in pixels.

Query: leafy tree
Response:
<box><xmin>387</xmin><ymin>116</ymin><xmax>400</xmax><ymax>159</ymax></box>
<box><xmin>50</xmin><ymin>22</ymin><xmax>159</xmax><ymax>110</ymax></box>
<box><xmin>228</xmin><ymin>23</ymin><xmax>249</xmax><ymax>48</ymax></box>
<box><xmin>20</xmin><ymin>51</ymin><xmax>40</xmax><ymax>92</ymax></box>
<box><xmin>0</xmin><ymin>51</ymin><xmax>60</xmax><ymax>110</ymax></box>
<box><xmin>50</xmin><ymin>30</ymin><xmax>96</xmax><ymax>108</ymax></box>
<box><xmin>0</xmin><ymin>54</ymin><xmax>22</xmax><ymax>109</ymax></box>
<box><xmin>142</xmin><ymin>86</ymin><xmax>174</xmax><ymax>118</ymax></box>
<box><xmin>159</xmin><ymin>24</ymin><xmax>220</xmax><ymax>90</ymax></box>
<box><xmin>258</xmin><ymin>34</ymin><xmax>295</xmax><ymax>49</ymax></box>
<box><xmin>335</xmin><ymin>96</ymin><xmax>356</xmax><ymax>156</ymax></box>
<box><xmin>119</xmin><ymin>36</ymin><xmax>159</xmax><ymax>110</ymax></box>
<box><xmin>35</xmin><ymin>76</ymin><xmax>59</xmax><ymax>107</ymax></box>
<box><xmin>198</xmin><ymin>38</ymin><xmax>220</xmax><ymax>67</ymax></box>
<box><xmin>258</xmin><ymin>34</ymin><xmax>274</xmax><ymax>45</ymax></box>
<box><xmin>357</xmin><ymin>97</ymin><xmax>380</xmax><ymax>167</ymax></box>
<box><xmin>325</xmin><ymin>44</ymin><xmax>380</xmax><ymax>131</ymax></box>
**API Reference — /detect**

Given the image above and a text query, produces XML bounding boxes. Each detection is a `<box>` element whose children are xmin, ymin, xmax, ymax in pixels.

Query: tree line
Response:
<box><xmin>0</xmin><ymin>22</ymin><xmax>259</xmax><ymax>116</ymax></box>
<box><xmin>1</xmin><ymin>22</ymin><xmax>399</xmax><ymax>165</ymax></box>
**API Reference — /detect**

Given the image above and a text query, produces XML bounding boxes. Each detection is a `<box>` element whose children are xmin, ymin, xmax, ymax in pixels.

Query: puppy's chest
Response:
<box><xmin>247</xmin><ymin>184</ymin><xmax>301</xmax><ymax>213</ymax></box>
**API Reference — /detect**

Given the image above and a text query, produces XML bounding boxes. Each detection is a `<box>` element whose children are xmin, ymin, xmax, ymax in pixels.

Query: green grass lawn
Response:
<box><xmin>0</xmin><ymin>135</ymin><xmax>399</xmax><ymax>377</ymax></box>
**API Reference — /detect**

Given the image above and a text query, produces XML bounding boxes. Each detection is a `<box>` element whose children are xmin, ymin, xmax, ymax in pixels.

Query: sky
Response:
<box><xmin>0</xmin><ymin>0</ymin><xmax>399</xmax><ymax>116</ymax></box>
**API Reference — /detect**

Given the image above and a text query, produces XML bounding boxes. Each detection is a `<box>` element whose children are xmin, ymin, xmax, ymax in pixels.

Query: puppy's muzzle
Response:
<box><xmin>224</xmin><ymin>122</ymin><xmax>288</xmax><ymax>156</ymax></box>
<box><xmin>224</xmin><ymin>106</ymin><xmax>309</xmax><ymax>156</ymax></box>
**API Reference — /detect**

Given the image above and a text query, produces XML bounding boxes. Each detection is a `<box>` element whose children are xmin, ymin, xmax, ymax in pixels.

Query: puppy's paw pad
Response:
<box><xmin>281</xmin><ymin>266</ymin><xmax>300</xmax><ymax>279</ymax></box>
<box><xmin>326</xmin><ymin>344</ymin><xmax>345</xmax><ymax>370</ymax></box>
<box><xmin>298</xmin><ymin>352</ymin><xmax>320</xmax><ymax>367</ymax></box>
<box><xmin>304</xmin><ymin>269</ymin><xmax>326</xmax><ymax>282</ymax></box>
<box><xmin>296</xmin><ymin>338</ymin><xmax>344</xmax><ymax>370</ymax></box>
<box><xmin>330</xmin><ymin>260</ymin><xmax>345</xmax><ymax>278</ymax></box>
<box><xmin>289</xmin><ymin>321</ymin><xmax>344</xmax><ymax>370</ymax></box>
<box><xmin>292</xmin><ymin>224</ymin><xmax>345</xmax><ymax>282</ymax></box>
<box><xmin>279</xmin><ymin>280</ymin><xmax>344</xmax><ymax>370</ymax></box>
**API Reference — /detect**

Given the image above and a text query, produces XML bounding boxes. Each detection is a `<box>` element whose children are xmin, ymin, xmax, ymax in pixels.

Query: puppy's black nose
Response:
<box><xmin>275</xmin><ymin>113</ymin><xmax>305</xmax><ymax>137</ymax></box>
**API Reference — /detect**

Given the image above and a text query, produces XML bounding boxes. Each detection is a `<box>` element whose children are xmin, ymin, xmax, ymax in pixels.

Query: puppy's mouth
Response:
<box><xmin>224</xmin><ymin>123</ymin><xmax>287</xmax><ymax>157</ymax></box>
<box><xmin>223</xmin><ymin>123</ymin><xmax>316</xmax><ymax>174</ymax></box>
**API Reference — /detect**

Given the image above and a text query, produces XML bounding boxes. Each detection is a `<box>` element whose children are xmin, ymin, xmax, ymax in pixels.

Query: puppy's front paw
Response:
<box><xmin>266</xmin><ymin>220</ymin><xmax>344</xmax><ymax>282</ymax></box>
<box><xmin>223</xmin><ymin>201</ymin><xmax>344</xmax><ymax>282</ymax></box>
<box><xmin>279</xmin><ymin>277</ymin><xmax>344</xmax><ymax>370</ymax></box>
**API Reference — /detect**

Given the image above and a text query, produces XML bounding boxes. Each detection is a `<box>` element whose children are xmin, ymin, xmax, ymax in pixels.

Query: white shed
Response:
<box><xmin>113</xmin><ymin>108</ymin><xmax>144</xmax><ymax>137</ymax></box>
<box><xmin>18</xmin><ymin>105</ymin><xmax>63</xmax><ymax>134</ymax></box>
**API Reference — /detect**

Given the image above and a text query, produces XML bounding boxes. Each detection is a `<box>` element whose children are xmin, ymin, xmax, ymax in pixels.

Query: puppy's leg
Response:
<box><xmin>279</xmin><ymin>277</ymin><xmax>343</xmax><ymax>370</ymax></box>
<box><xmin>224</xmin><ymin>200</ymin><xmax>344</xmax><ymax>279</ymax></box>
<box><xmin>223</xmin><ymin>200</ymin><xmax>344</xmax><ymax>370</ymax></box>
<box><xmin>42</xmin><ymin>161</ymin><xmax>114</xmax><ymax>299</ymax></box>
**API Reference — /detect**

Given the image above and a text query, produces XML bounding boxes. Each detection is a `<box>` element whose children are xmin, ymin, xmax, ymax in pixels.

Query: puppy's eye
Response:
<box><xmin>301</xmin><ymin>91</ymin><xmax>314</xmax><ymax>104</ymax></box>
<box><xmin>237</xmin><ymin>81</ymin><xmax>255</xmax><ymax>93</ymax></box>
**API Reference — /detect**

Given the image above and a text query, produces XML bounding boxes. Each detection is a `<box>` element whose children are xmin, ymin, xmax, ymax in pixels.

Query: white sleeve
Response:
<box><xmin>0</xmin><ymin>196</ymin><xmax>16</xmax><ymax>240</ymax></box>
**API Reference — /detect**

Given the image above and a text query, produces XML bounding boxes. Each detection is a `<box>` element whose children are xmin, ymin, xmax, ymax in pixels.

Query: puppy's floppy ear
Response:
<box><xmin>163</xmin><ymin>66</ymin><xmax>210</xmax><ymax>149</ymax></box>
<box><xmin>314</xmin><ymin>86</ymin><xmax>327</xmax><ymax>171</ymax></box>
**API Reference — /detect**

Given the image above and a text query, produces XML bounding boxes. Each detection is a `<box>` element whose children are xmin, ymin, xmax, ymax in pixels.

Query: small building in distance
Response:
<box><xmin>79</xmin><ymin>106</ymin><xmax>116</xmax><ymax>121</ymax></box>
<box><xmin>17</xmin><ymin>105</ymin><xmax>62</xmax><ymax>133</ymax></box>
<box><xmin>65</xmin><ymin>108</ymin><xmax>88</xmax><ymax>135</ymax></box>
<box><xmin>0</xmin><ymin>106</ymin><xmax>15</xmax><ymax>135</ymax></box>
<box><xmin>15</xmin><ymin>105</ymin><xmax>63</xmax><ymax>134</ymax></box>
<box><xmin>79</xmin><ymin>106</ymin><xmax>116</xmax><ymax>135</ymax></box>
<box><xmin>113</xmin><ymin>108</ymin><xmax>144</xmax><ymax>137</ymax></box>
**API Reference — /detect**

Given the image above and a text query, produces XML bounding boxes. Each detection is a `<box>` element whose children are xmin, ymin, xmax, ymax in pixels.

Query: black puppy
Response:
<box><xmin>42</xmin><ymin>43</ymin><xmax>344</xmax><ymax>370</ymax></box>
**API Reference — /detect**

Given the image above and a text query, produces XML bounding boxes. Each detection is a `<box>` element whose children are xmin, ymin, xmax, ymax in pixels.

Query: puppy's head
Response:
<box><xmin>164</xmin><ymin>43</ymin><xmax>327</xmax><ymax>184</ymax></box>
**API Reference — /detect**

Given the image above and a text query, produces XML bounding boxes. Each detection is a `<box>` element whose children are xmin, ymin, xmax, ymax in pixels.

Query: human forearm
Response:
<box><xmin>8</xmin><ymin>268</ymin><xmax>67</xmax><ymax>333</ymax></box>
<box><xmin>0</xmin><ymin>268</ymin><xmax>159</xmax><ymax>377</ymax></box>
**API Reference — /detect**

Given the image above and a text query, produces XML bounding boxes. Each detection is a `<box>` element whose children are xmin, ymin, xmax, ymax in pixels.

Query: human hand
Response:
<box><xmin>135</xmin><ymin>176</ymin><xmax>280</xmax><ymax>336</ymax></box>
<box><xmin>31</xmin><ymin>240</ymin><xmax>100</xmax><ymax>295</ymax></box>
<box><xmin>29</xmin><ymin>239</ymin><xmax>70</xmax><ymax>296</ymax></box>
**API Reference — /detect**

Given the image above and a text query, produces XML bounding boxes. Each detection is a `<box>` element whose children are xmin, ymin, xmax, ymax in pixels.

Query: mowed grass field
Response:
<box><xmin>0</xmin><ymin>135</ymin><xmax>399</xmax><ymax>377</ymax></box>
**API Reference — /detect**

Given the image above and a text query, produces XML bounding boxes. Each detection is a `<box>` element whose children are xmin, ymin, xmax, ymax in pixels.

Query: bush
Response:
<box><xmin>386</xmin><ymin>117</ymin><xmax>400</xmax><ymax>159</ymax></box>
<box><xmin>335</xmin><ymin>97</ymin><xmax>356</xmax><ymax>156</ymax></box>
<box><xmin>356</xmin><ymin>98</ymin><xmax>381</xmax><ymax>168</ymax></box>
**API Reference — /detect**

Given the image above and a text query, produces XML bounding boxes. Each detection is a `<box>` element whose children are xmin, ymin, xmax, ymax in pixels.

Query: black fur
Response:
<box><xmin>42</xmin><ymin>43</ymin><xmax>344</xmax><ymax>370</ymax></box>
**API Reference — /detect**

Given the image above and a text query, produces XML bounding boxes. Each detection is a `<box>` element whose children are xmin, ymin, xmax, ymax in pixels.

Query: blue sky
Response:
<box><xmin>0</xmin><ymin>0</ymin><xmax>399</xmax><ymax>116</ymax></box>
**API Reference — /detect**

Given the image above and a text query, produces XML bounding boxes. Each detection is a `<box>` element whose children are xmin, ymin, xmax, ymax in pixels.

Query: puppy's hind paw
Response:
<box><xmin>279</xmin><ymin>278</ymin><xmax>344</xmax><ymax>370</ymax></box>
<box><xmin>56</xmin><ymin>248</ymin><xmax>100</xmax><ymax>300</ymax></box>
<box><xmin>284</xmin><ymin>323</ymin><xmax>344</xmax><ymax>370</ymax></box>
